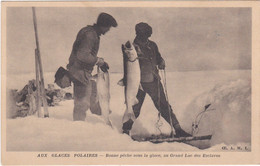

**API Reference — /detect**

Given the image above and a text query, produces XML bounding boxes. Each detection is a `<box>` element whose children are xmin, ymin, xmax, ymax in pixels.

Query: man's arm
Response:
<box><xmin>153</xmin><ymin>42</ymin><xmax>165</xmax><ymax>69</ymax></box>
<box><xmin>76</xmin><ymin>32</ymin><xmax>99</xmax><ymax>66</ymax></box>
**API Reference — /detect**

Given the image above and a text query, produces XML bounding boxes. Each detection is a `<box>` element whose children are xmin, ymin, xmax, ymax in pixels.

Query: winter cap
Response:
<box><xmin>97</xmin><ymin>12</ymin><xmax>118</xmax><ymax>27</ymax></box>
<box><xmin>135</xmin><ymin>22</ymin><xmax>152</xmax><ymax>37</ymax></box>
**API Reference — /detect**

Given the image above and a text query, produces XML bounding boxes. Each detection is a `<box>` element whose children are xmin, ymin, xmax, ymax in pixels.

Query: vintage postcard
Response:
<box><xmin>1</xmin><ymin>1</ymin><xmax>260</xmax><ymax>165</ymax></box>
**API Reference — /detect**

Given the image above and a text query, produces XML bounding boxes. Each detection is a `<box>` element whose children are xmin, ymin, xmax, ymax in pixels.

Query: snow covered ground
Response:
<box><xmin>6</xmin><ymin>70</ymin><xmax>251</xmax><ymax>151</ymax></box>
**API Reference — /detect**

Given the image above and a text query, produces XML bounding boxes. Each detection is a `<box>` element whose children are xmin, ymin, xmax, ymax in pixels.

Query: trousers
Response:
<box><xmin>122</xmin><ymin>78</ymin><xmax>179</xmax><ymax>131</ymax></box>
<box><xmin>73</xmin><ymin>80</ymin><xmax>101</xmax><ymax>121</ymax></box>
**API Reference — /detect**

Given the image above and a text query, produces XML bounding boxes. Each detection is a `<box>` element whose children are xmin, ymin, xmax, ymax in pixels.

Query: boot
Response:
<box><xmin>174</xmin><ymin>124</ymin><xmax>192</xmax><ymax>138</ymax></box>
<box><xmin>122</xmin><ymin>119</ymin><xmax>134</xmax><ymax>136</ymax></box>
<box><xmin>122</xmin><ymin>130</ymin><xmax>130</xmax><ymax>135</ymax></box>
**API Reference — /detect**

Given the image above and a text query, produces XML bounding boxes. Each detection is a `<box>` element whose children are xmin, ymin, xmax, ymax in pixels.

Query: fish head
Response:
<box><xmin>122</xmin><ymin>41</ymin><xmax>138</xmax><ymax>61</ymax></box>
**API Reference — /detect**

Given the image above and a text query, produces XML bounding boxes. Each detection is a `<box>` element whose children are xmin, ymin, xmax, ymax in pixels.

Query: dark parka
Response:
<box><xmin>134</xmin><ymin>38</ymin><xmax>165</xmax><ymax>83</ymax></box>
<box><xmin>67</xmin><ymin>25</ymin><xmax>100</xmax><ymax>85</ymax></box>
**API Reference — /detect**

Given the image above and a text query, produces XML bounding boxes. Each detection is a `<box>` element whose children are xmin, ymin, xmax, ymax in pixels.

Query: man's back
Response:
<box><xmin>68</xmin><ymin>25</ymin><xmax>100</xmax><ymax>71</ymax></box>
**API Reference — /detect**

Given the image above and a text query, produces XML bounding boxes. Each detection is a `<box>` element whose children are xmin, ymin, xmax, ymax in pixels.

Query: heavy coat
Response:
<box><xmin>133</xmin><ymin>38</ymin><xmax>165</xmax><ymax>83</ymax></box>
<box><xmin>67</xmin><ymin>25</ymin><xmax>100</xmax><ymax>85</ymax></box>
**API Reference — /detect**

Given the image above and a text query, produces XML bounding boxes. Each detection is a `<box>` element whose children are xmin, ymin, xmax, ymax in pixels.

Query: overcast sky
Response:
<box><xmin>6</xmin><ymin>7</ymin><xmax>251</xmax><ymax>74</ymax></box>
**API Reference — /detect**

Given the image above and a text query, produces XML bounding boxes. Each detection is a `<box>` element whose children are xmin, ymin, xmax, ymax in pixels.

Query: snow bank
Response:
<box><xmin>181</xmin><ymin>79</ymin><xmax>251</xmax><ymax>149</ymax></box>
<box><xmin>5</xmin><ymin>70</ymin><xmax>251</xmax><ymax>151</ymax></box>
<box><xmin>6</xmin><ymin>100</ymin><xmax>197</xmax><ymax>151</ymax></box>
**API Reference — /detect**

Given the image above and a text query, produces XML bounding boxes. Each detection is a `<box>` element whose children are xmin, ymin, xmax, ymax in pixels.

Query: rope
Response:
<box><xmin>127</xmin><ymin>57</ymin><xmax>139</xmax><ymax>62</ymax></box>
<box><xmin>160</xmin><ymin>69</ymin><xmax>175</xmax><ymax>136</ymax></box>
<box><xmin>155</xmin><ymin>113</ymin><xmax>163</xmax><ymax>134</ymax></box>
<box><xmin>127</xmin><ymin>56</ymin><xmax>148</xmax><ymax>63</ymax></box>
<box><xmin>155</xmin><ymin>77</ymin><xmax>163</xmax><ymax>135</ymax></box>
<box><xmin>191</xmin><ymin>105</ymin><xmax>215</xmax><ymax>135</ymax></box>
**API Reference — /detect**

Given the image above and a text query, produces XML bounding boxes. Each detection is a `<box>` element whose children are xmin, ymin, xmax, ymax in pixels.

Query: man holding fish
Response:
<box><xmin>66</xmin><ymin>12</ymin><xmax>190</xmax><ymax>138</ymax></box>
<box><xmin>67</xmin><ymin>13</ymin><xmax>117</xmax><ymax>121</ymax></box>
<box><xmin>121</xmin><ymin>22</ymin><xmax>191</xmax><ymax>138</ymax></box>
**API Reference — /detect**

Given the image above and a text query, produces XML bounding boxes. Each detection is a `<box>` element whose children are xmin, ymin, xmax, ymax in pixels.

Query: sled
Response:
<box><xmin>130</xmin><ymin>105</ymin><xmax>213</xmax><ymax>146</ymax></box>
<box><xmin>131</xmin><ymin>134</ymin><xmax>212</xmax><ymax>144</ymax></box>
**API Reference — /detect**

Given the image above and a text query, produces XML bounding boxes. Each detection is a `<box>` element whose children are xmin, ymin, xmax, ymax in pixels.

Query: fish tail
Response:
<box><xmin>106</xmin><ymin>119</ymin><xmax>113</xmax><ymax>128</ymax></box>
<box><xmin>117</xmin><ymin>78</ymin><xmax>125</xmax><ymax>86</ymax></box>
<box><xmin>130</xmin><ymin>112</ymin><xmax>136</xmax><ymax>121</ymax></box>
<box><xmin>122</xmin><ymin>107</ymin><xmax>136</xmax><ymax>123</ymax></box>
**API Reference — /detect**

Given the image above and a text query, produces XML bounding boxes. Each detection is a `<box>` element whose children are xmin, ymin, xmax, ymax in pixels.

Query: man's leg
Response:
<box><xmin>90</xmin><ymin>80</ymin><xmax>102</xmax><ymax>115</ymax></box>
<box><xmin>146</xmin><ymin>79</ymin><xmax>191</xmax><ymax>137</ymax></box>
<box><xmin>73</xmin><ymin>81</ymin><xmax>91</xmax><ymax>121</ymax></box>
<box><xmin>122</xmin><ymin>88</ymin><xmax>146</xmax><ymax>134</ymax></box>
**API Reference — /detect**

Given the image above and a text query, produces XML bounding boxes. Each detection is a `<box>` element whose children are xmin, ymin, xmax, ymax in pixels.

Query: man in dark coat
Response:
<box><xmin>67</xmin><ymin>13</ymin><xmax>117</xmax><ymax>121</ymax></box>
<box><xmin>122</xmin><ymin>22</ymin><xmax>191</xmax><ymax>137</ymax></box>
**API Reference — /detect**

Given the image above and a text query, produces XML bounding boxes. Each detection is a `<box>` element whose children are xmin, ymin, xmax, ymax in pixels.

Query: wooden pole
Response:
<box><xmin>35</xmin><ymin>49</ymin><xmax>41</xmax><ymax>117</ymax></box>
<box><xmin>32</xmin><ymin>7</ymin><xmax>49</xmax><ymax>118</ymax></box>
<box><xmin>36</xmin><ymin>50</ymin><xmax>49</xmax><ymax>117</ymax></box>
<box><xmin>32</xmin><ymin>7</ymin><xmax>40</xmax><ymax>53</ymax></box>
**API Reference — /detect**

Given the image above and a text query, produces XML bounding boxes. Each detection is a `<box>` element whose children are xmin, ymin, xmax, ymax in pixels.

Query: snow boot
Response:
<box><xmin>122</xmin><ymin>119</ymin><xmax>134</xmax><ymax>136</ymax></box>
<box><xmin>123</xmin><ymin>130</ymin><xmax>130</xmax><ymax>135</ymax></box>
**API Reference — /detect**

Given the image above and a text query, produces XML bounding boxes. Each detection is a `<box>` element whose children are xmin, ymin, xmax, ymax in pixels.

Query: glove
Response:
<box><xmin>158</xmin><ymin>59</ymin><xmax>165</xmax><ymax>70</ymax></box>
<box><xmin>96</xmin><ymin>57</ymin><xmax>105</xmax><ymax>66</ymax></box>
<box><xmin>100</xmin><ymin>62</ymin><xmax>109</xmax><ymax>72</ymax></box>
<box><xmin>133</xmin><ymin>44</ymin><xmax>143</xmax><ymax>55</ymax></box>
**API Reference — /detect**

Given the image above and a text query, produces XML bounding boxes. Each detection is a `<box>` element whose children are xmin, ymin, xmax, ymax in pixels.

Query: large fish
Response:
<box><xmin>94</xmin><ymin>68</ymin><xmax>112</xmax><ymax>127</ymax></box>
<box><xmin>118</xmin><ymin>41</ymin><xmax>141</xmax><ymax>123</ymax></box>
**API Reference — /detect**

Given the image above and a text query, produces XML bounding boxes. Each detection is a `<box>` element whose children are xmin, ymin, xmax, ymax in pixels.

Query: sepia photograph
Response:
<box><xmin>1</xmin><ymin>1</ymin><xmax>260</xmax><ymax>165</ymax></box>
